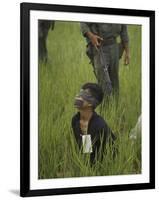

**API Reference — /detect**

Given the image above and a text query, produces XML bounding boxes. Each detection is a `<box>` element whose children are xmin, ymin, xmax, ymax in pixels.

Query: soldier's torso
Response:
<box><xmin>91</xmin><ymin>23</ymin><xmax>122</xmax><ymax>39</ymax></box>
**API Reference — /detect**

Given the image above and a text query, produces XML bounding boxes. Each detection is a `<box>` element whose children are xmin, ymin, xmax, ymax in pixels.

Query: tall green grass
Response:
<box><xmin>38</xmin><ymin>22</ymin><xmax>141</xmax><ymax>179</ymax></box>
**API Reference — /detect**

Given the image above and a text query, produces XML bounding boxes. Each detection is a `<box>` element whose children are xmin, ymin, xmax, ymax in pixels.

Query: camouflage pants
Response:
<box><xmin>92</xmin><ymin>43</ymin><xmax>120</xmax><ymax>97</ymax></box>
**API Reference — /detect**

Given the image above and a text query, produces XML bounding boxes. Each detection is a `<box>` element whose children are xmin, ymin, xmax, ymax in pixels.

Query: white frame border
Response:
<box><xmin>30</xmin><ymin>10</ymin><xmax>150</xmax><ymax>190</ymax></box>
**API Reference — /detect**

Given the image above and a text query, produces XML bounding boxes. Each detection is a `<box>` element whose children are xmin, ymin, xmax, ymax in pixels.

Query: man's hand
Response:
<box><xmin>86</xmin><ymin>31</ymin><xmax>103</xmax><ymax>50</ymax></box>
<box><xmin>123</xmin><ymin>43</ymin><xmax>130</xmax><ymax>65</ymax></box>
<box><xmin>124</xmin><ymin>50</ymin><xmax>130</xmax><ymax>65</ymax></box>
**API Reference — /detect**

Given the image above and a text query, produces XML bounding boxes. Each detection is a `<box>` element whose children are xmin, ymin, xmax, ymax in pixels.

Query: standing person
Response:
<box><xmin>38</xmin><ymin>20</ymin><xmax>55</xmax><ymax>63</ymax></box>
<box><xmin>72</xmin><ymin>83</ymin><xmax>116</xmax><ymax>164</ymax></box>
<box><xmin>80</xmin><ymin>22</ymin><xmax>130</xmax><ymax>97</ymax></box>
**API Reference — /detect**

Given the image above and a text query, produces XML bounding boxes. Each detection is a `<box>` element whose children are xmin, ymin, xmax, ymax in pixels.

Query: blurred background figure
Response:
<box><xmin>129</xmin><ymin>115</ymin><xmax>142</xmax><ymax>140</ymax></box>
<box><xmin>38</xmin><ymin>20</ymin><xmax>55</xmax><ymax>63</ymax></box>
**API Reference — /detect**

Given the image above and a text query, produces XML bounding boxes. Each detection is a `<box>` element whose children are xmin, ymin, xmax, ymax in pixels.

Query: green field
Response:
<box><xmin>38</xmin><ymin>22</ymin><xmax>141</xmax><ymax>179</ymax></box>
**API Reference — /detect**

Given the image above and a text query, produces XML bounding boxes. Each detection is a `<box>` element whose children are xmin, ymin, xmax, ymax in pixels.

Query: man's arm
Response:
<box><xmin>94</xmin><ymin>123</ymin><xmax>112</xmax><ymax>158</ymax></box>
<box><xmin>120</xmin><ymin>25</ymin><xmax>130</xmax><ymax>65</ymax></box>
<box><xmin>80</xmin><ymin>22</ymin><xmax>91</xmax><ymax>37</ymax></box>
<box><xmin>80</xmin><ymin>22</ymin><xmax>103</xmax><ymax>50</ymax></box>
<box><xmin>98</xmin><ymin>122</ymin><xmax>116</xmax><ymax>153</ymax></box>
<box><xmin>71</xmin><ymin>116</ymin><xmax>78</xmax><ymax>140</ymax></box>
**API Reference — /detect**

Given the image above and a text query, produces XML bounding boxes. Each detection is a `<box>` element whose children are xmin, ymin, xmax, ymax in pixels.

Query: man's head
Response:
<box><xmin>74</xmin><ymin>83</ymin><xmax>104</xmax><ymax>110</ymax></box>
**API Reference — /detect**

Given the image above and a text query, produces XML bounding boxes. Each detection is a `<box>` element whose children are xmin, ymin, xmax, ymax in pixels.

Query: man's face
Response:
<box><xmin>74</xmin><ymin>89</ymin><xmax>93</xmax><ymax>110</ymax></box>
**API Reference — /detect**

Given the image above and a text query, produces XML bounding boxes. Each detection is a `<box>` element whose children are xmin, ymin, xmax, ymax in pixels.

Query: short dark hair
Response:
<box><xmin>81</xmin><ymin>83</ymin><xmax>104</xmax><ymax>106</ymax></box>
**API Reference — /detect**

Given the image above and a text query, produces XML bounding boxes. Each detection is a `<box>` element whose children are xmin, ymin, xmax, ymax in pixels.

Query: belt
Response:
<box><xmin>101</xmin><ymin>37</ymin><xmax>116</xmax><ymax>46</ymax></box>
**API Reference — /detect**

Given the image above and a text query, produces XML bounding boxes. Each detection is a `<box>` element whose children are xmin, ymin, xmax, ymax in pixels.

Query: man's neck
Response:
<box><xmin>79</xmin><ymin>109</ymin><xmax>93</xmax><ymax>122</ymax></box>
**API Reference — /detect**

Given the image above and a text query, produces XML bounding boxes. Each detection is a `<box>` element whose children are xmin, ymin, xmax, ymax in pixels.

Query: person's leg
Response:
<box><xmin>93</xmin><ymin>47</ymin><xmax>111</xmax><ymax>96</ymax></box>
<box><xmin>38</xmin><ymin>37</ymin><xmax>46</xmax><ymax>62</ymax></box>
<box><xmin>108</xmin><ymin>43</ymin><xmax>119</xmax><ymax>100</ymax></box>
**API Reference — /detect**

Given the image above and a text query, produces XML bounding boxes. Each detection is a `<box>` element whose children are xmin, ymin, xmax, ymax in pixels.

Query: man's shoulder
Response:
<box><xmin>71</xmin><ymin>112</ymin><xmax>80</xmax><ymax>125</ymax></box>
<box><xmin>92</xmin><ymin>112</ymin><xmax>107</xmax><ymax>128</ymax></box>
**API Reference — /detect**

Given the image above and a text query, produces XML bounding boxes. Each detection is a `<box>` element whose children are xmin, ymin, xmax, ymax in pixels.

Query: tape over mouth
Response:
<box><xmin>75</xmin><ymin>89</ymin><xmax>99</xmax><ymax>108</ymax></box>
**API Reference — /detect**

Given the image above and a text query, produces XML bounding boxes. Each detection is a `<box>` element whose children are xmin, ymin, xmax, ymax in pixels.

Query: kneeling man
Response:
<box><xmin>72</xmin><ymin>82</ymin><xmax>116</xmax><ymax>164</ymax></box>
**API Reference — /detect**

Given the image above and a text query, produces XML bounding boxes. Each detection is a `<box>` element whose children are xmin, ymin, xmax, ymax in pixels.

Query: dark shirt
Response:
<box><xmin>71</xmin><ymin>111</ymin><xmax>115</xmax><ymax>163</ymax></box>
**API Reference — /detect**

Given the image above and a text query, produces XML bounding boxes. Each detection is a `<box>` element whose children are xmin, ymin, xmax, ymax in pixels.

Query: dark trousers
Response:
<box><xmin>92</xmin><ymin>43</ymin><xmax>120</xmax><ymax>97</ymax></box>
